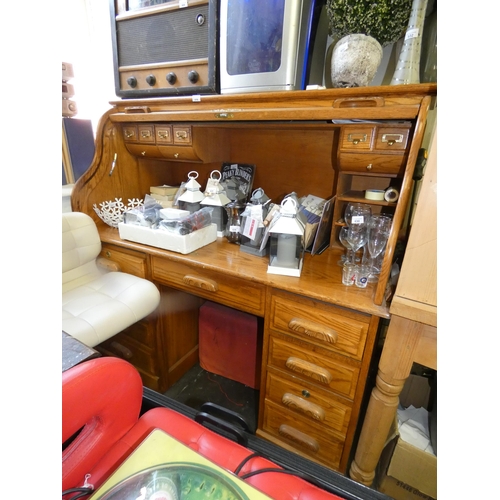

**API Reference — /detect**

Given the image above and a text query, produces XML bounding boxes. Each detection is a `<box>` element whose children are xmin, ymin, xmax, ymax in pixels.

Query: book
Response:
<box><xmin>150</xmin><ymin>185</ymin><xmax>179</xmax><ymax>196</ymax></box>
<box><xmin>150</xmin><ymin>192</ymin><xmax>175</xmax><ymax>202</ymax></box>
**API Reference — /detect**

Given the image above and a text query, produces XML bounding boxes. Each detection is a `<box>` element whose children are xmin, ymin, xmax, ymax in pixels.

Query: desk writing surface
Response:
<box><xmin>99</xmin><ymin>224</ymin><xmax>390</xmax><ymax>319</ymax></box>
<box><xmin>90</xmin><ymin>429</ymin><xmax>272</xmax><ymax>499</ymax></box>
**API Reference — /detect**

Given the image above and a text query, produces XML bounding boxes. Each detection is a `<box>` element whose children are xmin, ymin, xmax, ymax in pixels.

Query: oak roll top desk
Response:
<box><xmin>71</xmin><ymin>84</ymin><xmax>437</xmax><ymax>475</ymax></box>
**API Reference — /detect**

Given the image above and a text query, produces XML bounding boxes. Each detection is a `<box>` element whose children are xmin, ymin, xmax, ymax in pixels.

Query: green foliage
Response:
<box><xmin>325</xmin><ymin>0</ymin><xmax>412</xmax><ymax>46</ymax></box>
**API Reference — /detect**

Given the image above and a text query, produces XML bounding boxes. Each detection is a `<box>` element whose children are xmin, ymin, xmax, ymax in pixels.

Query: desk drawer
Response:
<box><xmin>268</xmin><ymin>334</ymin><xmax>359</xmax><ymax>399</ymax></box>
<box><xmin>120</xmin><ymin>317</ymin><xmax>156</xmax><ymax>348</ymax></box>
<box><xmin>265</xmin><ymin>368</ymin><xmax>352</xmax><ymax>435</ymax></box>
<box><xmin>338</xmin><ymin>152</ymin><xmax>406</xmax><ymax>176</ymax></box>
<box><xmin>262</xmin><ymin>400</ymin><xmax>344</xmax><ymax>470</ymax></box>
<box><xmin>152</xmin><ymin>257</ymin><xmax>266</xmax><ymax>316</ymax></box>
<box><xmin>98</xmin><ymin>333</ymin><xmax>157</xmax><ymax>375</ymax></box>
<box><xmin>268</xmin><ymin>290</ymin><xmax>369</xmax><ymax>360</ymax></box>
<box><xmin>100</xmin><ymin>244</ymin><xmax>149</xmax><ymax>279</ymax></box>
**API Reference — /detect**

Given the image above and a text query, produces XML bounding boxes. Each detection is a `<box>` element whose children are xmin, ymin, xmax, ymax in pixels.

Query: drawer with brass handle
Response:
<box><xmin>337</xmin><ymin>152</ymin><xmax>406</xmax><ymax>176</ymax></box>
<box><xmin>340</xmin><ymin>127</ymin><xmax>375</xmax><ymax>151</ymax></box>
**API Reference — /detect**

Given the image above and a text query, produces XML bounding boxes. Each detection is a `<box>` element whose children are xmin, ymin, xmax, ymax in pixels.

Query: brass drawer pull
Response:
<box><xmin>124</xmin><ymin>130</ymin><xmax>135</xmax><ymax>139</ymax></box>
<box><xmin>347</xmin><ymin>133</ymin><xmax>367</xmax><ymax>145</ymax></box>
<box><xmin>158</xmin><ymin>131</ymin><xmax>170</xmax><ymax>139</ymax></box>
<box><xmin>288</xmin><ymin>318</ymin><xmax>338</xmax><ymax>344</ymax></box>
<box><xmin>278</xmin><ymin>424</ymin><xmax>319</xmax><ymax>452</ymax></box>
<box><xmin>381</xmin><ymin>133</ymin><xmax>403</xmax><ymax>145</ymax></box>
<box><xmin>285</xmin><ymin>356</ymin><xmax>333</xmax><ymax>385</ymax></box>
<box><xmin>175</xmin><ymin>130</ymin><xmax>188</xmax><ymax>139</ymax></box>
<box><xmin>282</xmin><ymin>393</ymin><xmax>325</xmax><ymax>421</ymax></box>
<box><xmin>182</xmin><ymin>274</ymin><xmax>218</xmax><ymax>292</ymax></box>
<box><xmin>141</xmin><ymin>130</ymin><xmax>151</xmax><ymax>138</ymax></box>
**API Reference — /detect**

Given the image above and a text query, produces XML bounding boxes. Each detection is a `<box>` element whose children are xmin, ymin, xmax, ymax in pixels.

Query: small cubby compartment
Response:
<box><xmin>119</xmin><ymin>121</ymin><xmax>230</xmax><ymax>163</ymax></box>
<box><xmin>330</xmin><ymin>121</ymin><xmax>415</xmax><ymax>302</ymax></box>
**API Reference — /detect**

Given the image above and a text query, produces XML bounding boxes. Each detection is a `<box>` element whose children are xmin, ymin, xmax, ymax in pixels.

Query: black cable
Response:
<box><xmin>69</xmin><ymin>491</ymin><xmax>93</xmax><ymax>500</ymax></box>
<box><xmin>240</xmin><ymin>467</ymin><xmax>319</xmax><ymax>482</ymax></box>
<box><xmin>62</xmin><ymin>487</ymin><xmax>93</xmax><ymax>499</ymax></box>
<box><xmin>234</xmin><ymin>451</ymin><xmax>261</xmax><ymax>475</ymax></box>
<box><xmin>235</xmin><ymin>454</ymin><xmax>331</xmax><ymax>491</ymax></box>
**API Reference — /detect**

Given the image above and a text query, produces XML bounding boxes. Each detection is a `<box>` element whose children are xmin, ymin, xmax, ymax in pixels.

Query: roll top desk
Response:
<box><xmin>71</xmin><ymin>84</ymin><xmax>436</xmax><ymax>474</ymax></box>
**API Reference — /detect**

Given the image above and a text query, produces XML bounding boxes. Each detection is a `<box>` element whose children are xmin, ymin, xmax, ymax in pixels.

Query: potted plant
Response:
<box><xmin>325</xmin><ymin>0</ymin><xmax>412</xmax><ymax>87</ymax></box>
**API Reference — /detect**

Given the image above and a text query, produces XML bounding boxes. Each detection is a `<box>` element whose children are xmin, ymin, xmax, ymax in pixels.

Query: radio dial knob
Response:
<box><xmin>166</xmin><ymin>72</ymin><xmax>177</xmax><ymax>85</ymax></box>
<box><xmin>126</xmin><ymin>76</ymin><xmax>137</xmax><ymax>88</ymax></box>
<box><xmin>146</xmin><ymin>74</ymin><xmax>156</xmax><ymax>86</ymax></box>
<box><xmin>188</xmin><ymin>70</ymin><xmax>199</xmax><ymax>84</ymax></box>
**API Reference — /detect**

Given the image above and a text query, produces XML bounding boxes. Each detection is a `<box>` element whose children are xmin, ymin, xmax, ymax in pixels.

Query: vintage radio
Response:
<box><xmin>109</xmin><ymin>0</ymin><xmax>218</xmax><ymax>97</ymax></box>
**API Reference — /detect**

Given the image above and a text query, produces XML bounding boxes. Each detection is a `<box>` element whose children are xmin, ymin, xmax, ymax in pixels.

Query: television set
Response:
<box><xmin>219</xmin><ymin>0</ymin><xmax>328</xmax><ymax>94</ymax></box>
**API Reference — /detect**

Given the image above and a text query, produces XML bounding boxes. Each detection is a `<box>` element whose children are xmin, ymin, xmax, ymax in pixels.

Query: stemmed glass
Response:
<box><xmin>342</xmin><ymin>203</ymin><xmax>371</xmax><ymax>264</ymax></box>
<box><xmin>344</xmin><ymin>203</ymin><xmax>372</xmax><ymax>228</ymax></box>
<box><xmin>338</xmin><ymin>226</ymin><xmax>353</xmax><ymax>266</ymax></box>
<box><xmin>345</xmin><ymin>225</ymin><xmax>368</xmax><ymax>264</ymax></box>
<box><xmin>366</xmin><ymin>215</ymin><xmax>392</xmax><ymax>282</ymax></box>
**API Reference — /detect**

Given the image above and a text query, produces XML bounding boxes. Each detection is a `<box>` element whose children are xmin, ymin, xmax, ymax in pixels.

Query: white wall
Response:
<box><xmin>61</xmin><ymin>0</ymin><xmax>116</xmax><ymax>133</ymax></box>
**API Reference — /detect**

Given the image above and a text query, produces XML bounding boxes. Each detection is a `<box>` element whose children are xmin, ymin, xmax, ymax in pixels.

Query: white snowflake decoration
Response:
<box><xmin>93</xmin><ymin>198</ymin><xmax>144</xmax><ymax>228</ymax></box>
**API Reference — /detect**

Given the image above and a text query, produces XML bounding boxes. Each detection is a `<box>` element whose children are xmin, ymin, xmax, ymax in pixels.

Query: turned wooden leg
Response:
<box><xmin>349</xmin><ymin>315</ymin><xmax>425</xmax><ymax>486</ymax></box>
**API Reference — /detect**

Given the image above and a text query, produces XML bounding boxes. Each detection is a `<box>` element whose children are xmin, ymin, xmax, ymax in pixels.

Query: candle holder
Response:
<box><xmin>177</xmin><ymin>171</ymin><xmax>205</xmax><ymax>214</ymax></box>
<box><xmin>267</xmin><ymin>197</ymin><xmax>306</xmax><ymax>277</ymax></box>
<box><xmin>240</xmin><ymin>188</ymin><xmax>271</xmax><ymax>257</ymax></box>
<box><xmin>201</xmin><ymin>170</ymin><xmax>231</xmax><ymax>236</ymax></box>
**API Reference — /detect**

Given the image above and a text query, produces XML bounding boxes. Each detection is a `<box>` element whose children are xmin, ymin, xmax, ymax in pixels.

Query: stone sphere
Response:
<box><xmin>331</xmin><ymin>34</ymin><xmax>383</xmax><ymax>88</ymax></box>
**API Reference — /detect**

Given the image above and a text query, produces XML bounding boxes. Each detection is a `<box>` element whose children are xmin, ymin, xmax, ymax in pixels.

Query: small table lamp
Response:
<box><xmin>267</xmin><ymin>197</ymin><xmax>306</xmax><ymax>277</ymax></box>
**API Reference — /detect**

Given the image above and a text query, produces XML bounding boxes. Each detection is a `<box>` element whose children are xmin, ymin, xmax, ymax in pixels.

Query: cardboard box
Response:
<box><xmin>378</xmin><ymin>471</ymin><xmax>435</xmax><ymax>500</ymax></box>
<box><xmin>376</xmin><ymin>375</ymin><xmax>437</xmax><ymax>500</ymax></box>
<box><xmin>118</xmin><ymin>222</ymin><xmax>217</xmax><ymax>254</ymax></box>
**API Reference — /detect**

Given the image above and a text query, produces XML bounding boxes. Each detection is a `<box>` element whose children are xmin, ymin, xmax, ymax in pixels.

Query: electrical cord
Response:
<box><xmin>62</xmin><ymin>487</ymin><xmax>93</xmax><ymax>499</ymax></box>
<box><xmin>233</xmin><ymin>451</ymin><xmax>327</xmax><ymax>488</ymax></box>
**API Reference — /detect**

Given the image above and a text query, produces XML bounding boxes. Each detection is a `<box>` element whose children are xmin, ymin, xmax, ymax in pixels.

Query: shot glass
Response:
<box><xmin>342</xmin><ymin>263</ymin><xmax>358</xmax><ymax>286</ymax></box>
<box><xmin>355</xmin><ymin>265</ymin><xmax>371</xmax><ymax>288</ymax></box>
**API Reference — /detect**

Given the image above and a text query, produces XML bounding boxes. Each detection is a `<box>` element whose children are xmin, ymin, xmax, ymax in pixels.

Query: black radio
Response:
<box><xmin>109</xmin><ymin>0</ymin><xmax>218</xmax><ymax>98</ymax></box>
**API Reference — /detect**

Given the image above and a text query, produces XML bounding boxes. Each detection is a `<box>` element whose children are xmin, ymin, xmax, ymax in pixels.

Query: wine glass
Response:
<box><xmin>338</xmin><ymin>226</ymin><xmax>353</xmax><ymax>265</ymax></box>
<box><xmin>345</xmin><ymin>226</ymin><xmax>368</xmax><ymax>265</ymax></box>
<box><xmin>343</xmin><ymin>203</ymin><xmax>371</xmax><ymax>264</ymax></box>
<box><xmin>366</xmin><ymin>215</ymin><xmax>392</xmax><ymax>282</ymax></box>
<box><xmin>344</xmin><ymin>203</ymin><xmax>372</xmax><ymax>228</ymax></box>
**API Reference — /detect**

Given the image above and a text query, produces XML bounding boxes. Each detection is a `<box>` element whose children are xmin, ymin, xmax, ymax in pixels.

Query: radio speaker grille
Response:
<box><xmin>117</xmin><ymin>6</ymin><xmax>209</xmax><ymax>67</ymax></box>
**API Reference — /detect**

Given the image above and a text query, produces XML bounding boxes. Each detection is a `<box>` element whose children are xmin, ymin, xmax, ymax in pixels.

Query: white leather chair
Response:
<box><xmin>62</xmin><ymin>212</ymin><xmax>160</xmax><ymax>348</ymax></box>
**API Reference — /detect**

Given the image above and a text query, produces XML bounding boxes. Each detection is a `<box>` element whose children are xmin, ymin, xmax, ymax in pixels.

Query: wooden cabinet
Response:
<box><xmin>71</xmin><ymin>84</ymin><xmax>436</xmax><ymax>475</ymax></box>
<box><xmin>258</xmin><ymin>289</ymin><xmax>379</xmax><ymax>472</ymax></box>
